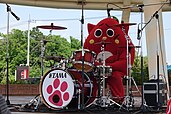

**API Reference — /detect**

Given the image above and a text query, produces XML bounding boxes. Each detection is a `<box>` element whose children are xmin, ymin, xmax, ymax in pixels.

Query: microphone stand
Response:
<box><xmin>6</xmin><ymin>4</ymin><xmax>10</xmax><ymax>105</ymax></box>
<box><xmin>137</xmin><ymin>2</ymin><xmax>166</xmax><ymax>113</ymax></box>
<box><xmin>80</xmin><ymin>0</ymin><xmax>85</xmax><ymax>110</ymax></box>
<box><xmin>137</xmin><ymin>4</ymin><xmax>156</xmax><ymax>113</ymax></box>
<box><xmin>137</xmin><ymin>5</ymin><xmax>148</xmax><ymax>113</ymax></box>
<box><xmin>5</xmin><ymin>4</ymin><xmax>20</xmax><ymax>105</ymax></box>
<box><xmin>155</xmin><ymin>12</ymin><xmax>162</xmax><ymax>109</ymax></box>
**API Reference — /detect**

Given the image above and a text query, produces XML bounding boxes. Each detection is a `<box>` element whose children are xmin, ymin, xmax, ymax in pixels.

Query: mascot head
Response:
<box><xmin>84</xmin><ymin>17</ymin><xmax>134</xmax><ymax>65</ymax></box>
<box><xmin>84</xmin><ymin>17</ymin><xmax>130</xmax><ymax>49</ymax></box>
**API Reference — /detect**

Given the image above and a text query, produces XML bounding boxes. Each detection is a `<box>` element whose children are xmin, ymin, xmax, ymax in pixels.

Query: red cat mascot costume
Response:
<box><xmin>167</xmin><ymin>98</ymin><xmax>171</xmax><ymax>114</ymax></box>
<box><xmin>84</xmin><ymin>17</ymin><xmax>135</xmax><ymax>102</ymax></box>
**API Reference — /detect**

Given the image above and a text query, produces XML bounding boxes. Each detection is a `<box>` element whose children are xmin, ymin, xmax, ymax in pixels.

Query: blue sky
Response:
<box><xmin>0</xmin><ymin>3</ymin><xmax>171</xmax><ymax>65</ymax></box>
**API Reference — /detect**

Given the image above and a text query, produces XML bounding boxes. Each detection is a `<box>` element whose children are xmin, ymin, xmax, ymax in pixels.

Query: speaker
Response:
<box><xmin>143</xmin><ymin>80</ymin><xmax>167</xmax><ymax>107</ymax></box>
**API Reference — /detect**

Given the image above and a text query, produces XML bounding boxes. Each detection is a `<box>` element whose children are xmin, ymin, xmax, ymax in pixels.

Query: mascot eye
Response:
<box><xmin>106</xmin><ymin>29</ymin><xmax>114</xmax><ymax>37</ymax></box>
<box><xmin>94</xmin><ymin>29</ymin><xmax>102</xmax><ymax>38</ymax></box>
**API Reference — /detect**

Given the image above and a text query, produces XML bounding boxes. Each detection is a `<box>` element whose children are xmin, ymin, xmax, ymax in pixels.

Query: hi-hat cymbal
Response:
<box><xmin>37</xmin><ymin>23</ymin><xmax>67</xmax><ymax>30</ymax></box>
<box><xmin>115</xmin><ymin>23</ymin><xmax>136</xmax><ymax>27</ymax></box>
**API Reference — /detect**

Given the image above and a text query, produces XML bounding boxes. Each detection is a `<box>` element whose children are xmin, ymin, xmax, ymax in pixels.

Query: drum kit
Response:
<box><xmin>24</xmin><ymin>22</ymin><xmax>141</xmax><ymax>112</ymax></box>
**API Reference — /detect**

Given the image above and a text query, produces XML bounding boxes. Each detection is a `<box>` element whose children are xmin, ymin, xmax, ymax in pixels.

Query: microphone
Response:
<box><xmin>137</xmin><ymin>4</ymin><xmax>144</xmax><ymax>8</ymax></box>
<box><xmin>152</xmin><ymin>11</ymin><xmax>158</xmax><ymax>18</ymax></box>
<box><xmin>137</xmin><ymin>4</ymin><xmax>144</xmax><ymax>12</ymax></box>
<box><xmin>137</xmin><ymin>24</ymin><xmax>141</xmax><ymax>40</ymax></box>
<box><xmin>107</xmin><ymin>8</ymin><xmax>112</xmax><ymax>17</ymax></box>
<box><xmin>11</xmin><ymin>11</ymin><xmax>20</xmax><ymax>21</ymax></box>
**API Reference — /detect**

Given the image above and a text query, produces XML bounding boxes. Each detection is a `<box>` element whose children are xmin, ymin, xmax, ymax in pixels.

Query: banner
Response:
<box><xmin>16</xmin><ymin>66</ymin><xmax>29</xmax><ymax>80</ymax></box>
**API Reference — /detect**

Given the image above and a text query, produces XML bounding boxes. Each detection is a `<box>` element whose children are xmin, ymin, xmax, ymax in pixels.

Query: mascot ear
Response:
<box><xmin>88</xmin><ymin>23</ymin><xmax>95</xmax><ymax>34</ymax></box>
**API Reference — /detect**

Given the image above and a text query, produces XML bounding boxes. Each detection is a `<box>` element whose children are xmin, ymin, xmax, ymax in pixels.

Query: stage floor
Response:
<box><xmin>4</xmin><ymin>96</ymin><xmax>166</xmax><ymax>114</ymax></box>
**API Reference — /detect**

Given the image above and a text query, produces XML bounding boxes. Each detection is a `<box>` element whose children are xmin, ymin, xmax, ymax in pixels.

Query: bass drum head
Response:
<box><xmin>40</xmin><ymin>68</ymin><xmax>74</xmax><ymax>110</ymax></box>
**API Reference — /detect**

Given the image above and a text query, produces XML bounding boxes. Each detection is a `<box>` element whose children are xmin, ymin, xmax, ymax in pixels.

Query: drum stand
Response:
<box><xmin>24</xmin><ymin>40</ymin><xmax>47</xmax><ymax>111</ymax></box>
<box><xmin>34</xmin><ymin>40</ymin><xmax>48</xmax><ymax>110</ymax></box>
<box><xmin>120</xmin><ymin>25</ymin><xmax>141</xmax><ymax>110</ymax></box>
<box><xmin>86</xmin><ymin>43</ymin><xmax>123</xmax><ymax>109</ymax></box>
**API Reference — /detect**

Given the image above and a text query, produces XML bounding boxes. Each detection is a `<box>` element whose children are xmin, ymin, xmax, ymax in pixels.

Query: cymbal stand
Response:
<box><xmin>120</xmin><ymin>25</ymin><xmax>139</xmax><ymax>110</ymax></box>
<box><xmin>24</xmin><ymin>40</ymin><xmax>48</xmax><ymax>111</ymax></box>
<box><xmin>40</xmin><ymin>40</ymin><xmax>46</xmax><ymax>77</ymax></box>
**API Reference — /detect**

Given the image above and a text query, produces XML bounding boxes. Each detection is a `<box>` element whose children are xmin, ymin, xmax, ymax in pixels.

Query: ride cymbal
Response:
<box><xmin>37</xmin><ymin>23</ymin><xmax>67</xmax><ymax>30</ymax></box>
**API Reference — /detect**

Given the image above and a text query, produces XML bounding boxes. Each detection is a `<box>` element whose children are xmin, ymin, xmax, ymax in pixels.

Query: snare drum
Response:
<box><xmin>40</xmin><ymin>68</ymin><xmax>95</xmax><ymax>110</ymax></box>
<box><xmin>95</xmin><ymin>65</ymin><xmax>112</xmax><ymax>77</ymax></box>
<box><xmin>72</xmin><ymin>49</ymin><xmax>96</xmax><ymax>72</ymax></box>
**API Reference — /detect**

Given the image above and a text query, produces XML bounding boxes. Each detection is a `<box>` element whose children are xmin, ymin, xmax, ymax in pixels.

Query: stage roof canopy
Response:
<box><xmin>0</xmin><ymin>0</ymin><xmax>171</xmax><ymax>12</ymax></box>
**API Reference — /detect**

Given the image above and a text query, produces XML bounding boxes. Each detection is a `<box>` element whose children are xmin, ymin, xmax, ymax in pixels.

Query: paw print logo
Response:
<box><xmin>41</xmin><ymin>69</ymin><xmax>74</xmax><ymax>109</ymax></box>
<box><xmin>46</xmin><ymin>78</ymin><xmax>69</xmax><ymax>106</ymax></box>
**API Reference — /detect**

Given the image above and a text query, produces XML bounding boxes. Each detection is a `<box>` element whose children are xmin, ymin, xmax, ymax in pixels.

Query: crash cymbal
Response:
<box><xmin>37</xmin><ymin>23</ymin><xmax>67</xmax><ymax>30</ymax></box>
<box><xmin>95</xmin><ymin>41</ymin><xmax>112</xmax><ymax>45</ymax></box>
<box><xmin>115</xmin><ymin>23</ymin><xmax>136</xmax><ymax>27</ymax></box>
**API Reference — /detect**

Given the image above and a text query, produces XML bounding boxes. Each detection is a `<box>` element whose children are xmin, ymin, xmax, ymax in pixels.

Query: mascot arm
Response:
<box><xmin>107</xmin><ymin>45</ymin><xmax>135</xmax><ymax>74</ymax></box>
<box><xmin>106</xmin><ymin>50</ymin><xmax>127</xmax><ymax>74</ymax></box>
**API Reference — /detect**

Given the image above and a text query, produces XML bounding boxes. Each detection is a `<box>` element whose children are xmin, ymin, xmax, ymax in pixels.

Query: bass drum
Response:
<box><xmin>66</xmin><ymin>68</ymin><xmax>97</xmax><ymax>109</ymax></box>
<box><xmin>40</xmin><ymin>68</ymin><xmax>97</xmax><ymax>110</ymax></box>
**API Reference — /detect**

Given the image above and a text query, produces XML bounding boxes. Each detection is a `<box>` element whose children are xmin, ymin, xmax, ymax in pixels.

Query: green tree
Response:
<box><xmin>70</xmin><ymin>36</ymin><xmax>81</xmax><ymax>51</ymax></box>
<box><xmin>0</xmin><ymin>28</ymin><xmax>81</xmax><ymax>84</ymax></box>
<box><xmin>131</xmin><ymin>53</ymin><xmax>149</xmax><ymax>85</ymax></box>
<box><xmin>0</xmin><ymin>34</ymin><xmax>6</xmax><ymax>82</ymax></box>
